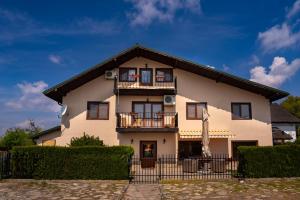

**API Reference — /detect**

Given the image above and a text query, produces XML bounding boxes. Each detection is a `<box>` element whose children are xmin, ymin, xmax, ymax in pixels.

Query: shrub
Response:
<box><xmin>238</xmin><ymin>145</ymin><xmax>300</xmax><ymax>178</ymax></box>
<box><xmin>294</xmin><ymin>137</ymin><xmax>300</xmax><ymax>145</ymax></box>
<box><xmin>11</xmin><ymin>146</ymin><xmax>134</xmax><ymax>179</ymax></box>
<box><xmin>70</xmin><ymin>133</ymin><xmax>104</xmax><ymax>146</ymax></box>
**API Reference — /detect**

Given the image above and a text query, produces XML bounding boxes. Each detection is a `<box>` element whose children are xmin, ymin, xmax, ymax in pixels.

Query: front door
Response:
<box><xmin>140</xmin><ymin>68</ymin><xmax>153</xmax><ymax>86</ymax></box>
<box><xmin>140</xmin><ymin>141</ymin><xmax>157</xmax><ymax>168</ymax></box>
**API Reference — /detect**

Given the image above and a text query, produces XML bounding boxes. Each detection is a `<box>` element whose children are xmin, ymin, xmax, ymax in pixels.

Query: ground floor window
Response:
<box><xmin>42</xmin><ymin>140</ymin><xmax>56</xmax><ymax>146</ymax></box>
<box><xmin>178</xmin><ymin>141</ymin><xmax>202</xmax><ymax>159</ymax></box>
<box><xmin>232</xmin><ymin>141</ymin><xmax>257</xmax><ymax>160</ymax></box>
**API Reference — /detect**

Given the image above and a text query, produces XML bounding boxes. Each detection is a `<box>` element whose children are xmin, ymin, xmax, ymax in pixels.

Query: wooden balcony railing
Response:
<box><xmin>116</xmin><ymin>112</ymin><xmax>178</xmax><ymax>129</ymax></box>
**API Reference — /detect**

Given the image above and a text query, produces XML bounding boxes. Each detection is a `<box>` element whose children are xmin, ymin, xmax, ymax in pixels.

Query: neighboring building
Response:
<box><xmin>34</xmin><ymin>45</ymin><xmax>289</xmax><ymax>158</ymax></box>
<box><xmin>271</xmin><ymin>103</ymin><xmax>300</xmax><ymax>143</ymax></box>
<box><xmin>272</xmin><ymin>127</ymin><xmax>292</xmax><ymax>145</ymax></box>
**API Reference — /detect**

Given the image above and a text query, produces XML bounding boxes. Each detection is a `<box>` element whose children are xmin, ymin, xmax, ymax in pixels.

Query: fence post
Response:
<box><xmin>158</xmin><ymin>157</ymin><xmax>161</xmax><ymax>181</ymax></box>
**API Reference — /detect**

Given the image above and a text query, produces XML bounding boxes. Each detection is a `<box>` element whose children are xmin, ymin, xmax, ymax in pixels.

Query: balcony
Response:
<box><xmin>116</xmin><ymin>112</ymin><xmax>178</xmax><ymax>133</ymax></box>
<box><xmin>114</xmin><ymin>77</ymin><xmax>177</xmax><ymax>96</ymax></box>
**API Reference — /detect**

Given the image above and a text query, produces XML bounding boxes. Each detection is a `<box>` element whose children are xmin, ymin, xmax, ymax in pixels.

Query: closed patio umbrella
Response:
<box><xmin>202</xmin><ymin>107</ymin><xmax>211</xmax><ymax>158</ymax></box>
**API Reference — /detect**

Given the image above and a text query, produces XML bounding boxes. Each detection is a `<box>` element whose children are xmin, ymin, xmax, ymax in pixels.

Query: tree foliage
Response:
<box><xmin>281</xmin><ymin>96</ymin><xmax>300</xmax><ymax>118</ymax></box>
<box><xmin>0</xmin><ymin>128</ymin><xmax>34</xmax><ymax>149</ymax></box>
<box><xmin>70</xmin><ymin>133</ymin><xmax>104</xmax><ymax>147</ymax></box>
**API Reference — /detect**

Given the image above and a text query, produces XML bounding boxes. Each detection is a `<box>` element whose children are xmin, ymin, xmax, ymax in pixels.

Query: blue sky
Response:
<box><xmin>1</xmin><ymin>0</ymin><xmax>300</xmax><ymax>134</ymax></box>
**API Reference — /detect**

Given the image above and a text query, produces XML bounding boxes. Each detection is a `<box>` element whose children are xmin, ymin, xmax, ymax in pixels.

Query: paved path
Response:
<box><xmin>122</xmin><ymin>184</ymin><xmax>161</xmax><ymax>200</ymax></box>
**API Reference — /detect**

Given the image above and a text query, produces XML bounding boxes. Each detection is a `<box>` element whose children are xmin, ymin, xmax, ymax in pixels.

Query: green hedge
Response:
<box><xmin>238</xmin><ymin>145</ymin><xmax>300</xmax><ymax>178</ymax></box>
<box><xmin>11</xmin><ymin>146</ymin><xmax>134</xmax><ymax>179</ymax></box>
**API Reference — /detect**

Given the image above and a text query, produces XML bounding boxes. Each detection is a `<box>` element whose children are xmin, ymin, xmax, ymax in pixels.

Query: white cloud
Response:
<box><xmin>287</xmin><ymin>0</ymin><xmax>300</xmax><ymax>19</ymax></box>
<box><xmin>250</xmin><ymin>56</ymin><xmax>300</xmax><ymax>87</ymax></box>
<box><xmin>6</xmin><ymin>81</ymin><xmax>60</xmax><ymax>112</ymax></box>
<box><xmin>258</xmin><ymin>23</ymin><xmax>300</xmax><ymax>52</ymax></box>
<box><xmin>48</xmin><ymin>54</ymin><xmax>62</xmax><ymax>64</ymax></box>
<box><xmin>126</xmin><ymin>0</ymin><xmax>201</xmax><ymax>26</ymax></box>
<box><xmin>222</xmin><ymin>64</ymin><xmax>230</xmax><ymax>71</ymax></box>
<box><xmin>206</xmin><ymin>65</ymin><xmax>215</xmax><ymax>69</ymax></box>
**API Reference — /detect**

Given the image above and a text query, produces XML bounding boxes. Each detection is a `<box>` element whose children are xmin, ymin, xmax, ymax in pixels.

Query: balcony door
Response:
<box><xmin>133</xmin><ymin>102</ymin><xmax>163</xmax><ymax>128</ymax></box>
<box><xmin>140</xmin><ymin>68</ymin><xmax>153</xmax><ymax>86</ymax></box>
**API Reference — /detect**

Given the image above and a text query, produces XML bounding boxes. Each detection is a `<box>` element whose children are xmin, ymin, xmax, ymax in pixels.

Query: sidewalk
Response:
<box><xmin>122</xmin><ymin>184</ymin><xmax>162</xmax><ymax>200</ymax></box>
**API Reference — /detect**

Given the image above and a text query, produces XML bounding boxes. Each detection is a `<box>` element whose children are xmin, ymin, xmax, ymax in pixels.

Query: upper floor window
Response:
<box><xmin>119</xmin><ymin>68</ymin><xmax>137</xmax><ymax>82</ymax></box>
<box><xmin>87</xmin><ymin>102</ymin><xmax>109</xmax><ymax>120</ymax></box>
<box><xmin>186</xmin><ymin>102</ymin><xmax>207</xmax><ymax>120</ymax></box>
<box><xmin>156</xmin><ymin>68</ymin><xmax>173</xmax><ymax>82</ymax></box>
<box><xmin>231</xmin><ymin>103</ymin><xmax>252</xmax><ymax>120</ymax></box>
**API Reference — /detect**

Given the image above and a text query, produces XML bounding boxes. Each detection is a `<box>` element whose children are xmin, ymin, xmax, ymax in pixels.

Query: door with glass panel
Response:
<box><xmin>133</xmin><ymin>102</ymin><xmax>163</xmax><ymax>127</ymax></box>
<box><xmin>140</xmin><ymin>68</ymin><xmax>153</xmax><ymax>86</ymax></box>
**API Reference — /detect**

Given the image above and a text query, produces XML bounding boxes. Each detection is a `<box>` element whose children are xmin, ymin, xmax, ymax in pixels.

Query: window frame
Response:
<box><xmin>118</xmin><ymin>68</ymin><xmax>137</xmax><ymax>82</ymax></box>
<box><xmin>231</xmin><ymin>102</ymin><xmax>252</xmax><ymax>120</ymax></box>
<box><xmin>186</xmin><ymin>102</ymin><xmax>207</xmax><ymax>120</ymax></box>
<box><xmin>139</xmin><ymin>68</ymin><xmax>153</xmax><ymax>86</ymax></box>
<box><xmin>155</xmin><ymin>68</ymin><xmax>173</xmax><ymax>83</ymax></box>
<box><xmin>87</xmin><ymin>101</ymin><xmax>109</xmax><ymax>120</ymax></box>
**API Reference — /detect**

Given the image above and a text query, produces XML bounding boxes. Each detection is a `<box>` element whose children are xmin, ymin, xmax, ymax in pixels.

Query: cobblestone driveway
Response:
<box><xmin>162</xmin><ymin>178</ymin><xmax>300</xmax><ymax>199</ymax></box>
<box><xmin>0</xmin><ymin>179</ymin><xmax>128</xmax><ymax>200</ymax></box>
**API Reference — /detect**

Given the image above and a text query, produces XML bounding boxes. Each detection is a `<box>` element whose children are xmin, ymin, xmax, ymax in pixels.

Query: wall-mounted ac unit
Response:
<box><xmin>105</xmin><ymin>70</ymin><xmax>116</xmax><ymax>80</ymax></box>
<box><xmin>164</xmin><ymin>95</ymin><xmax>176</xmax><ymax>105</ymax></box>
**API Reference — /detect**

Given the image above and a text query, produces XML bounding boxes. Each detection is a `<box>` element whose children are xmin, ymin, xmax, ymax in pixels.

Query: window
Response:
<box><xmin>155</xmin><ymin>68</ymin><xmax>173</xmax><ymax>82</ymax></box>
<box><xmin>42</xmin><ymin>140</ymin><xmax>56</xmax><ymax>146</ymax></box>
<box><xmin>87</xmin><ymin>102</ymin><xmax>109</xmax><ymax>120</ymax></box>
<box><xmin>140</xmin><ymin>68</ymin><xmax>153</xmax><ymax>85</ymax></box>
<box><xmin>119</xmin><ymin>68</ymin><xmax>137</xmax><ymax>82</ymax></box>
<box><xmin>231</xmin><ymin>103</ymin><xmax>252</xmax><ymax>120</ymax></box>
<box><xmin>186</xmin><ymin>102</ymin><xmax>207</xmax><ymax>120</ymax></box>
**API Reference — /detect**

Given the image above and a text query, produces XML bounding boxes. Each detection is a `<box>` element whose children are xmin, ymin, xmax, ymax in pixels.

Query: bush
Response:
<box><xmin>11</xmin><ymin>146</ymin><xmax>134</xmax><ymax>179</ymax></box>
<box><xmin>294</xmin><ymin>137</ymin><xmax>300</xmax><ymax>145</ymax></box>
<box><xmin>238</xmin><ymin>145</ymin><xmax>300</xmax><ymax>178</ymax></box>
<box><xmin>70</xmin><ymin>133</ymin><xmax>104</xmax><ymax>146</ymax></box>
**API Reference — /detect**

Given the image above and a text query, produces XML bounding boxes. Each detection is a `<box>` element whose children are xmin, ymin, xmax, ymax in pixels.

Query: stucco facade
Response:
<box><xmin>36</xmin><ymin>56</ymin><xmax>275</xmax><ymax>157</ymax></box>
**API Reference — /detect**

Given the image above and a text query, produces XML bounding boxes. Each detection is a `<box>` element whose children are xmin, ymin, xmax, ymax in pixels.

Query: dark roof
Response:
<box><xmin>271</xmin><ymin>104</ymin><xmax>300</xmax><ymax>124</ymax></box>
<box><xmin>44</xmin><ymin>44</ymin><xmax>289</xmax><ymax>103</ymax></box>
<box><xmin>272</xmin><ymin>127</ymin><xmax>293</xmax><ymax>140</ymax></box>
<box><xmin>32</xmin><ymin>126</ymin><xmax>61</xmax><ymax>139</ymax></box>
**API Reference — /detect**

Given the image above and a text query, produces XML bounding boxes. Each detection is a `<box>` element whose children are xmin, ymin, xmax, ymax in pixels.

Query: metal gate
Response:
<box><xmin>129</xmin><ymin>154</ymin><xmax>239</xmax><ymax>183</ymax></box>
<box><xmin>0</xmin><ymin>151</ymin><xmax>11</xmax><ymax>179</ymax></box>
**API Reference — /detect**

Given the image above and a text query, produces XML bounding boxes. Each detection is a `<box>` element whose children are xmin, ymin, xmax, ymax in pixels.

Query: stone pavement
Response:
<box><xmin>0</xmin><ymin>179</ymin><xmax>128</xmax><ymax>200</ymax></box>
<box><xmin>122</xmin><ymin>184</ymin><xmax>162</xmax><ymax>200</ymax></box>
<box><xmin>161</xmin><ymin>178</ymin><xmax>300</xmax><ymax>199</ymax></box>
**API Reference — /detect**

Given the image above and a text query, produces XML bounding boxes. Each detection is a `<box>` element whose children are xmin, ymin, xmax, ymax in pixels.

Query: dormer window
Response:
<box><xmin>119</xmin><ymin>68</ymin><xmax>137</xmax><ymax>82</ymax></box>
<box><xmin>156</xmin><ymin>69</ymin><xmax>173</xmax><ymax>82</ymax></box>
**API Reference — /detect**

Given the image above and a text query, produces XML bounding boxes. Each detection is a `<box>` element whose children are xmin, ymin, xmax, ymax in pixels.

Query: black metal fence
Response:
<box><xmin>0</xmin><ymin>151</ymin><xmax>11</xmax><ymax>179</ymax></box>
<box><xmin>129</xmin><ymin>154</ymin><xmax>239</xmax><ymax>183</ymax></box>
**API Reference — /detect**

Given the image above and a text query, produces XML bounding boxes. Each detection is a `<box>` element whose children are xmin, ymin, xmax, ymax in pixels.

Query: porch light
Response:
<box><xmin>131</xmin><ymin>139</ymin><xmax>134</xmax><ymax>144</ymax></box>
<box><xmin>163</xmin><ymin>138</ymin><xmax>166</xmax><ymax>144</ymax></box>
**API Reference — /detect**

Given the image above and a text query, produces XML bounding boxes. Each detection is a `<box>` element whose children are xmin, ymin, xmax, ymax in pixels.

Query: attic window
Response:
<box><xmin>119</xmin><ymin>68</ymin><xmax>137</xmax><ymax>82</ymax></box>
<box><xmin>156</xmin><ymin>68</ymin><xmax>173</xmax><ymax>82</ymax></box>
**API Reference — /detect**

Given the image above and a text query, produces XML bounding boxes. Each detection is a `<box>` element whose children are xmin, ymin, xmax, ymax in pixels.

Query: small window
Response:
<box><xmin>231</xmin><ymin>103</ymin><xmax>252</xmax><ymax>120</ymax></box>
<box><xmin>42</xmin><ymin>140</ymin><xmax>56</xmax><ymax>146</ymax></box>
<box><xmin>87</xmin><ymin>102</ymin><xmax>109</xmax><ymax>120</ymax></box>
<box><xmin>186</xmin><ymin>102</ymin><xmax>207</xmax><ymax>120</ymax></box>
<box><xmin>119</xmin><ymin>68</ymin><xmax>137</xmax><ymax>82</ymax></box>
<box><xmin>156</xmin><ymin>69</ymin><xmax>173</xmax><ymax>82</ymax></box>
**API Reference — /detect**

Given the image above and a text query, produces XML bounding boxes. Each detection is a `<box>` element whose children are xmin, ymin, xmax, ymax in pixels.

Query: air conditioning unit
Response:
<box><xmin>105</xmin><ymin>70</ymin><xmax>116</xmax><ymax>80</ymax></box>
<box><xmin>164</xmin><ymin>95</ymin><xmax>176</xmax><ymax>106</ymax></box>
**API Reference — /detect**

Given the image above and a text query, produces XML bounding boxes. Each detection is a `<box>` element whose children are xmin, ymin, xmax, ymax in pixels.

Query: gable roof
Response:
<box><xmin>44</xmin><ymin>44</ymin><xmax>289</xmax><ymax>103</ymax></box>
<box><xmin>32</xmin><ymin>125</ymin><xmax>61</xmax><ymax>139</ymax></box>
<box><xmin>271</xmin><ymin>104</ymin><xmax>300</xmax><ymax>124</ymax></box>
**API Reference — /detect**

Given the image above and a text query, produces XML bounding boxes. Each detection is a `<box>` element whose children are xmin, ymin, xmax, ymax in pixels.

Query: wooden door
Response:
<box><xmin>140</xmin><ymin>141</ymin><xmax>157</xmax><ymax>168</ymax></box>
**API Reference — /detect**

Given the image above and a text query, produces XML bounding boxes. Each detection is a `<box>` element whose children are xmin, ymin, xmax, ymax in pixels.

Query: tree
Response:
<box><xmin>0</xmin><ymin>128</ymin><xmax>34</xmax><ymax>149</ymax></box>
<box><xmin>70</xmin><ymin>133</ymin><xmax>104</xmax><ymax>147</ymax></box>
<box><xmin>26</xmin><ymin>119</ymin><xmax>43</xmax><ymax>137</ymax></box>
<box><xmin>281</xmin><ymin>96</ymin><xmax>300</xmax><ymax>118</ymax></box>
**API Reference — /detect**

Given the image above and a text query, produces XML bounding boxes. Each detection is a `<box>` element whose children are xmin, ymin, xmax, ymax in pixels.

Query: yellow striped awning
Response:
<box><xmin>179</xmin><ymin>130</ymin><xmax>235</xmax><ymax>140</ymax></box>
